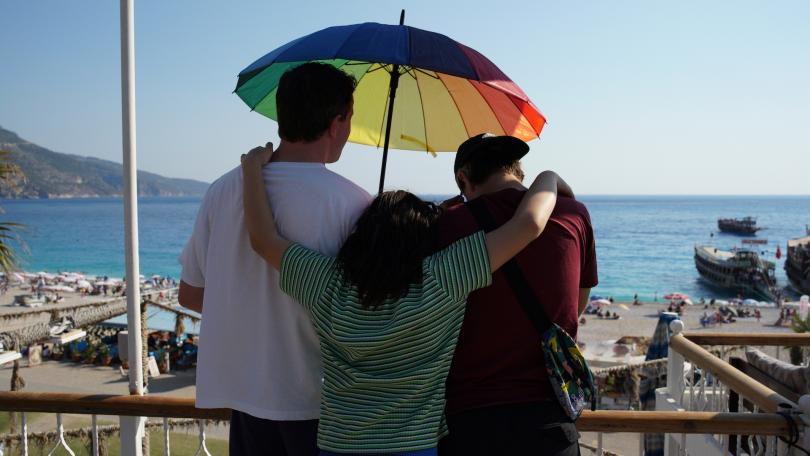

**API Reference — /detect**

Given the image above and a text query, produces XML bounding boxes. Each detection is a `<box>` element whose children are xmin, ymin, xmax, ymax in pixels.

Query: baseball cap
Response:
<box><xmin>453</xmin><ymin>133</ymin><xmax>530</xmax><ymax>173</ymax></box>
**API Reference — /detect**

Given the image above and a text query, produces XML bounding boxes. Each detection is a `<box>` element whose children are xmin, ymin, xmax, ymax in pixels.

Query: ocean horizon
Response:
<box><xmin>2</xmin><ymin>194</ymin><xmax>809</xmax><ymax>303</ymax></box>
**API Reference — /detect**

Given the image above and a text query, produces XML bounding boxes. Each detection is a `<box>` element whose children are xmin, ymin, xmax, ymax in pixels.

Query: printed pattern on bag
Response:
<box><xmin>540</xmin><ymin>323</ymin><xmax>597</xmax><ymax>420</ymax></box>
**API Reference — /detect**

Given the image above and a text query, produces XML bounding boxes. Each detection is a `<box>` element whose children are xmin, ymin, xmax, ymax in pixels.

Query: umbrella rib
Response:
<box><xmin>413</xmin><ymin>68</ymin><xmax>439</xmax><ymax>80</ymax></box>
<box><xmin>375</xmin><ymin>71</ymin><xmax>392</xmax><ymax>149</ymax></box>
<box><xmin>332</xmin><ymin>59</ymin><xmax>386</xmax><ymax>148</ymax></box>
<box><xmin>507</xmin><ymin>95</ymin><xmax>543</xmax><ymax>138</ymax></box>
<box><xmin>413</xmin><ymin>71</ymin><xmax>431</xmax><ymax>155</ymax></box>
<box><xmin>467</xmin><ymin>79</ymin><xmax>510</xmax><ymax>136</ymax></box>
<box><xmin>435</xmin><ymin>74</ymin><xmax>473</xmax><ymax>137</ymax></box>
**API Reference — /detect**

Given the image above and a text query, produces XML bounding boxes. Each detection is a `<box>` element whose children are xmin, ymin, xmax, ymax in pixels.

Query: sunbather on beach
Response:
<box><xmin>178</xmin><ymin>63</ymin><xmax>369</xmax><ymax>456</ymax></box>
<box><xmin>241</xmin><ymin>143</ymin><xmax>572</xmax><ymax>456</ymax></box>
<box><xmin>434</xmin><ymin>134</ymin><xmax>597</xmax><ymax>456</ymax></box>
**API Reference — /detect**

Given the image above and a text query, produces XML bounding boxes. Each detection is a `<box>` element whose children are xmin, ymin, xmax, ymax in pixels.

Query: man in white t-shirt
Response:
<box><xmin>178</xmin><ymin>63</ymin><xmax>370</xmax><ymax>456</ymax></box>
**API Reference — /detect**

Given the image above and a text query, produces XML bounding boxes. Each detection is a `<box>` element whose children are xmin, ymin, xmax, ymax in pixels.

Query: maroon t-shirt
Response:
<box><xmin>434</xmin><ymin>188</ymin><xmax>598</xmax><ymax>415</ymax></box>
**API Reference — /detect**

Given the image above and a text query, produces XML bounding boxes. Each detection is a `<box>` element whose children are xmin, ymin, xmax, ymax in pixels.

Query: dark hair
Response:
<box><xmin>276</xmin><ymin>62</ymin><xmax>357</xmax><ymax>142</ymax></box>
<box><xmin>456</xmin><ymin>159</ymin><xmax>525</xmax><ymax>192</ymax></box>
<box><xmin>336</xmin><ymin>191</ymin><xmax>441</xmax><ymax>309</ymax></box>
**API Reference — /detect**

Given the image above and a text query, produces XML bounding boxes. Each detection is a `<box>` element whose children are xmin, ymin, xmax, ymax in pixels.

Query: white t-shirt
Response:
<box><xmin>178</xmin><ymin>163</ymin><xmax>371</xmax><ymax>420</ymax></box>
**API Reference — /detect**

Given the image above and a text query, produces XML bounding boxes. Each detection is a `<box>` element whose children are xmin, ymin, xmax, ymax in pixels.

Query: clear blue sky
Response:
<box><xmin>1</xmin><ymin>1</ymin><xmax>808</xmax><ymax>194</ymax></box>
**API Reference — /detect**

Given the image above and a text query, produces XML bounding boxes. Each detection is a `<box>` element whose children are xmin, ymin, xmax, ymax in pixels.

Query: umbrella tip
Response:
<box><xmin>399</xmin><ymin>9</ymin><xmax>405</xmax><ymax>25</ymax></box>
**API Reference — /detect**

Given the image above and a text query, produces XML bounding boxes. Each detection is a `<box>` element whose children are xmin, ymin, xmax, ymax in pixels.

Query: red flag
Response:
<box><xmin>776</xmin><ymin>245</ymin><xmax>782</xmax><ymax>260</ymax></box>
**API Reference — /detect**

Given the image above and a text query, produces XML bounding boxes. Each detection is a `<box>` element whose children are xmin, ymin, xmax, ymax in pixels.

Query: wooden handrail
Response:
<box><xmin>579</xmin><ymin>410</ymin><xmax>788</xmax><ymax>435</ymax></box>
<box><xmin>0</xmin><ymin>392</ymin><xmax>792</xmax><ymax>436</ymax></box>
<box><xmin>0</xmin><ymin>392</ymin><xmax>229</xmax><ymax>420</ymax></box>
<box><xmin>670</xmin><ymin>334</ymin><xmax>795</xmax><ymax>412</ymax></box>
<box><xmin>684</xmin><ymin>332</ymin><xmax>810</xmax><ymax>347</ymax></box>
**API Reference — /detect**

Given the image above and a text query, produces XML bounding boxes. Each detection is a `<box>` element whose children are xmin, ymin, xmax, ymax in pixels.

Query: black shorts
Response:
<box><xmin>229</xmin><ymin>410</ymin><xmax>319</xmax><ymax>456</ymax></box>
<box><xmin>438</xmin><ymin>401</ymin><xmax>580</xmax><ymax>456</ymax></box>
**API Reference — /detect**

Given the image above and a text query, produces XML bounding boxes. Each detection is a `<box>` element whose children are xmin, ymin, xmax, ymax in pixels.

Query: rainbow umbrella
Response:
<box><xmin>235</xmin><ymin>11</ymin><xmax>545</xmax><ymax>193</ymax></box>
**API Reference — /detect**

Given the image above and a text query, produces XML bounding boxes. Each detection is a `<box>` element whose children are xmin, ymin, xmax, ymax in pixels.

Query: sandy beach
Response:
<box><xmin>578</xmin><ymin>300</ymin><xmax>792</xmax><ymax>346</ymax></box>
<box><xmin>2</xmin><ymin>296</ymin><xmax>795</xmax><ymax>398</ymax></box>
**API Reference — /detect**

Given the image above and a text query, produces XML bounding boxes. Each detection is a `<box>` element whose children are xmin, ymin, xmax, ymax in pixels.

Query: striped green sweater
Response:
<box><xmin>280</xmin><ymin>231</ymin><xmax>491</xmax><ymax>453</ymax></box>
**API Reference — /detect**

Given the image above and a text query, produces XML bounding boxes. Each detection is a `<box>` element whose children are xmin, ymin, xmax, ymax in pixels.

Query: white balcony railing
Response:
<box><xmin>658</xmin><ymin>320</ymin><xmax>810</xmax><ymax>456</ymax></box>
<box><xmin>0</xmin><ymin>391</ymin><xmax>800</xmax><ymax>456</ymax></box>
<box><xmin>2</xmin><ymin>324</ymin><xmax>808</xmax><ymax>455</ymax></box>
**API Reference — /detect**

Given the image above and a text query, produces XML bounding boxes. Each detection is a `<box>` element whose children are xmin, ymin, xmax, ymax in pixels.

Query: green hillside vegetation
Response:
<box><xmin>0</xmin><ymin>126</ymin><xmax>208</xmax><ymax>198</ymax></box>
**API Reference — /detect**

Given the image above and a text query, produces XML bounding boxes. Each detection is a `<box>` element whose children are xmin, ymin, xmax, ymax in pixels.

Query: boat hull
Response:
<box><xmin>785</xmin><ymin>238</ymin><xmax>810</xmax><ymax>295</ymax></box>
<box><xmin>694</xmin><ymin>246</ymin><xmax>777</xmax><ymax>301</ymax></box>
<box><xmin>717</xmin><ymin>218</ymin><xmax>761</xmax><ymax>235</ymax></box>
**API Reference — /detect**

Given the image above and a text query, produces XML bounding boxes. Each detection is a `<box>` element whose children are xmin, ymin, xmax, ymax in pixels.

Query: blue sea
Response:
<box><xmin>2</xmin><ymin>195</ymin><xmax>810</xmax><ymax>304</ymax></box>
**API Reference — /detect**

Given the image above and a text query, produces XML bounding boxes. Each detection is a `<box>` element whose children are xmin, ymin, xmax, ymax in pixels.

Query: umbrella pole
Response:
<box><xmin>377</xmin><ymin>71</ymin><xmax>400</xmax><ymax>194</ymax></box>
<box><xmin>377</xmin><ymin>9</ymin><xmax>405</xmax><ymax>195</ymax></box>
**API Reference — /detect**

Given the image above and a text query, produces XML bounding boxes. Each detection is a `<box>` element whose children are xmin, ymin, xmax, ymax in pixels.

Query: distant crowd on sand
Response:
<box><xmin>178</xmin><ymin>63</ymin><xmax>597</xmax><ymax>456</ymax></box>
<box><xmin>0</xmin><ymin>271</ymin><xmax>178</xmax><ymax>306</ymax></box>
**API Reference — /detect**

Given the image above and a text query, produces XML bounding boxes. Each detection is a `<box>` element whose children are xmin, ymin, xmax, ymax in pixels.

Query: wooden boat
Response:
<box><xmin>785</xmin><ymin>236</ymin><xmax>810</xmax><ymax>295</ymax></box>
<box><xmin>717</xmin><ymin>217</ymin><xmax>762</xmax><ymax>235</ymax></box>
<box><xmin>694</xmin><ymin>245</ymin><xmax>778</xmax><ymax>301</ymax></box>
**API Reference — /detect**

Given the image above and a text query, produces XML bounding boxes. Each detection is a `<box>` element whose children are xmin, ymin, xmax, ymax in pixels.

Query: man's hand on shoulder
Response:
<box><xmin>439</xmin><ymin>195</ymin><xmax>464</xmax><ymax>210</ymax></box>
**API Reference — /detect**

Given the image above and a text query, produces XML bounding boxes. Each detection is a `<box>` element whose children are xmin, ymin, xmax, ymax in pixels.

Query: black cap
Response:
<box><xmin>454</xmin><ymin>133</ymin><xmax>530</xmax><ymax>173</ymax></box>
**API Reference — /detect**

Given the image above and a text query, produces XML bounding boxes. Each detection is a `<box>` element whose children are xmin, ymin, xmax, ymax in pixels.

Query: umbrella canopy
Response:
<box><xmin>663</xmin><ymin>292</ymin><xmax>689</xmax><ymax>301</ymax></box>
<box><xmin>44</xmin><ymin>285</ymin><xmax>75</xmax><ymax>293</ymax></box>
<box><xmin>236</xmin><ymin>18</ymin><xmax>545</xmax><ymax>192</ymax></box>
<box><xmin>592</xmin><ymin>299</ymin><xmax>611</xmax><ymax>307</ymax></box>
<box><xmin>76</xmin><ymin>280</ymin><xmax>92</xmax><ymax>289</ymax></box>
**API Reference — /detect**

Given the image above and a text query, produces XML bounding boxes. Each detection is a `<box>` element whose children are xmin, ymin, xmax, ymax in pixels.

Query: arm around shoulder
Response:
<box><xmin>485</xmin><ymin>171</ymin><xmax>570</xmax><ymax>271</ymax></box>
<box><xmin>241</xmin><ymin>144</ymin><xmax>291</xmax><ymax>270</ymax></box>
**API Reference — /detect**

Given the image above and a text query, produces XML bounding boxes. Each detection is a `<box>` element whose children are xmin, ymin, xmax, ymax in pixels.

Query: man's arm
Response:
<box><xmin>578</xmin><ymin>288</ymin><xmax>591</xmax><ymax>316</ymax></box>
<box><xmin>179</xmin><ymin>280</ymin><xmax>204</xmax><ymax>313</ymax></box>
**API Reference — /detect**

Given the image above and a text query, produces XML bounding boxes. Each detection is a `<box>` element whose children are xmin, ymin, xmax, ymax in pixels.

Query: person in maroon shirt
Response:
<box><xmin>436</xmin><ymin>134</ymin><xmax>598</xmax><ymax>456</ymax></box>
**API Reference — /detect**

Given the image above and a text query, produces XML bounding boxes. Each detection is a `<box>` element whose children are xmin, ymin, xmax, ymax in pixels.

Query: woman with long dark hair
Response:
<box><xmin>241</xmin><ymin>143</ymin><xmax>573</xmax><ymax>456</ymax></box>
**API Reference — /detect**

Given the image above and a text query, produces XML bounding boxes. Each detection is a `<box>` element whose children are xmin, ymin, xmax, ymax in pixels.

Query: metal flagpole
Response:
<box><xmin>119</xmin><ymin>0</ymin><xmax>145</xmax><ymax>454</ymax></box>
<box><xmin>377</xmin><ymin>9</ymin><xmax>405</xmax><ymax>195</ymax></box>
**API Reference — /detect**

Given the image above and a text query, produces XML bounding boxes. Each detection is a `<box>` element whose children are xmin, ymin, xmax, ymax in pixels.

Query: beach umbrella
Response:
<box><xmin>45</xmin><ymin>285</ymin><xmax>75</xmax><ymax>293</ymax></box>
<box><xmin>76</xmin><ymin>280</ymin><xmax>92</xmax><ymax>289</ymax></box>
<box><xmin>592</xmin><ymin>299</ymin><xmax>611</xmax><ymax>307</ymax></box>
<box><xmin>618</xmin><ymin>303</ymin><xmax>630</xmax><ymax>310</ymax></box>
<box><xmin>663</xmin><ymin>292</ymin><xmax>689</xmax><ymax>301</ymax></box>
<box><xmin>235</xmin><ymin>11</ymin><xmax>545</xmax><ymax>193</ymax></box>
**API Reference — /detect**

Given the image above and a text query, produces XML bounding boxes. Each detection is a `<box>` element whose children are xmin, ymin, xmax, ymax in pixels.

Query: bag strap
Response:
<box><xmin>466</xmin><ymin>197</ymin><xmax>552</xmax><ymax>334</ymax></box>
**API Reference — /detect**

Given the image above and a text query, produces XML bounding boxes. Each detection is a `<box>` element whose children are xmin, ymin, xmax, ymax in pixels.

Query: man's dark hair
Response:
<box><xmin>456</xmin><ymin>159</ymin><xmax>525</xmax><ymax>192</ymax></box>
<box><xmin>276</xmin><ymin>62</ymin><xmax>357</xmax><ymax>142</ymax></box>
<box><xmin>336</xmin><ymin>191</ymin><xmax>441</xmax><ymax>309</ymax></box>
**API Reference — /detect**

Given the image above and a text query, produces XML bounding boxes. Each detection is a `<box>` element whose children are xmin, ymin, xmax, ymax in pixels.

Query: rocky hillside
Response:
<box><xmin>0</xmin><ymin>126</ymin><xmax>208</xmax><ymax>198</ymax></box>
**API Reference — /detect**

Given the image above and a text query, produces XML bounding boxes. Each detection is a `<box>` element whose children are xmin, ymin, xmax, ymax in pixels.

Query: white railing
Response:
<box><xmin>0</xmin><ymin>393</ymin><xmax>227</xmax><ymax>456</ymax></box>
<box><xmin>658</xmin><ymin>320</ymin><xmax>810</xmax><ymax>456</ymax></box>
<box><xmin>0</xmin><ymin>391</ymin><xmax>800</xmax><ymax>456</ymax></box>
